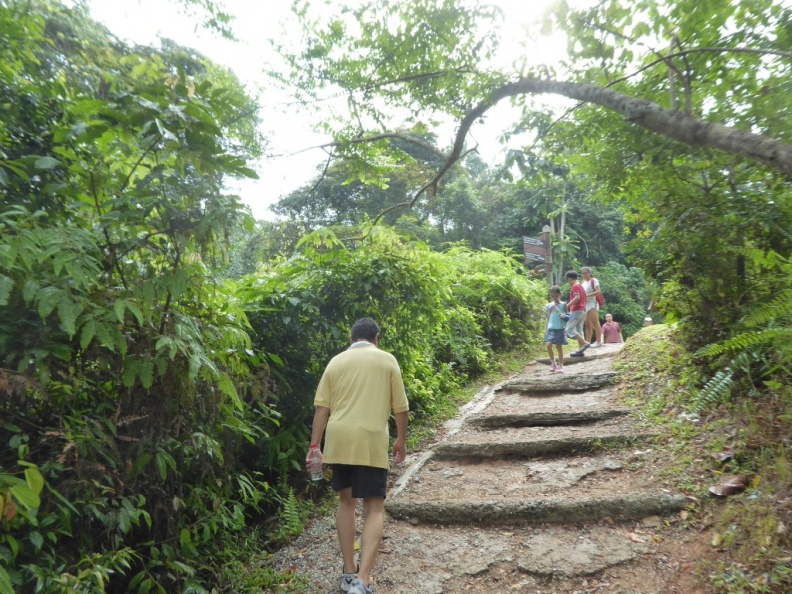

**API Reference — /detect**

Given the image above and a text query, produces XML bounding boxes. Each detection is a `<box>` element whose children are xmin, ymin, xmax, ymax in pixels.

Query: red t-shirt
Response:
<box><xmin>569</xmin><ymin>283</ymin><xmax>587</xmax><ymax>312</ymax></box>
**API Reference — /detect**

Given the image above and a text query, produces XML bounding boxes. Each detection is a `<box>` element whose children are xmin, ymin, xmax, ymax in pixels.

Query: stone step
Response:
<box><xmin>498</xmin><ymin>371</ymin><xmax>618</xmax><ymax>393</ymax></box>
<box><xmin>534</xmin><ymin>343</ymin><xmax>625</xmax><ymax>367</ymax></box>
<box><xmin>476</xmin><ymin>390</ymin><xmax>624</xmax><ymax>418</ymax></box>
<box><xmin>387</xmin><ymin>451</ymin><xmax>687</xmax><ymax>526</ymax></box>
<box><xmin>386</xmin><ymin>491</ymin><xmax>687</xmax><ymax>525</ymax></box>
<box><xmin>390</xmin><ymin>452</ymin><xmax>664</xmax><ymax>503</ymax></box>
<box><xmin>433</xmin><ymin>417</ymin><xmax>653</xmax><ymax>459</ymax></box>
<box><xmin>372</xmin><ymin>522</ymin><xmax>685</xmax><ymax>593</ymax></box>
<box><xmin>467</xmin><ymin>408</ymin><xmax>630</xmax><ymax>428</ymax></box>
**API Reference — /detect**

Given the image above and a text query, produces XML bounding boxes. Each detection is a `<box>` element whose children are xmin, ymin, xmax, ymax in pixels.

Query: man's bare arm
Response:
<box><xmin>391</xmin><ymin>411</ymin><xmax>409</xmax><ymax>464</ymax></box>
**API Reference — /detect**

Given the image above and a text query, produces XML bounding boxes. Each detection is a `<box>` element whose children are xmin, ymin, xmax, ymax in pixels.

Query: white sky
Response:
<box><xmin>87</xmin><ymin>0</ymin><xmax>578</xmax><ymax>220</ymax></box>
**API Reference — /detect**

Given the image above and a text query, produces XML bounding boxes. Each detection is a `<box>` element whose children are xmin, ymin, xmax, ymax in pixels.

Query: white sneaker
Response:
<box><xmin>347</xmin><ymin>578</ymin><xmax>372</xmax><ymax>594</ymax></box>
<box><xmin>340</xmin><ymin>566</ymin><xmax>358</xmax><ymax>592</ymax></box>
<box><xmin>590</xmin><ymin>342</ymin><xmax>602</xmax><ymax>348</ymax></box>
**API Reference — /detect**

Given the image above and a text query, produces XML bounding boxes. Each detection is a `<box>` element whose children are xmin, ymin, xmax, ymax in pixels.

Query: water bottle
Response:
<box><xmin>307</xmin><ymin>444</ymin><xmax>323</xmax><ymax>481</ymax></box>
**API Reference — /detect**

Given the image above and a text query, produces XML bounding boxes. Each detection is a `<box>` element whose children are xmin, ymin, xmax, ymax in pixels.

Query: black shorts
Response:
<box><xmin>331</xmin><ymin>464</ymin><xmax>388</xmax><ymax>499</ymax></box>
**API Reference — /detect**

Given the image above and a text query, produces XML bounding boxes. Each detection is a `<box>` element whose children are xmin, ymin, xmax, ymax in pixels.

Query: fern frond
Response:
<box><xmin>693</xmin><ymin>368</ymin><xmax>734</xmax><ymax>411</ymax></box>
<box><xmin>698</xmin><ymin>328</ymin><xmax>792</xmax><ymax>358</ymax></box>
<box><xmin>743</xmin><ymin>289</ymin><xmax>792</xmax><ymax>328</ymax></box>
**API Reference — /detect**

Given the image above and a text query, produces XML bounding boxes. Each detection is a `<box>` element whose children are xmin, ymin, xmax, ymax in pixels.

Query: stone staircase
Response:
<box><xmin>373</xmin><ymin>344</ymin><xmax>691</xmax><ymax>593</ymax></box>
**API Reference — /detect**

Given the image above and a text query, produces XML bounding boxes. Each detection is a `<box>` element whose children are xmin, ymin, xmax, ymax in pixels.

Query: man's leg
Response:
<box><xmin>336</xmin><ymin>488</ymin><xmax>358</xmax><ymax>574</ymax></box>
<box><xmin>357</xmin><ymin>496</ymin><xmax>385</xmax><ymax>586</ymax></box>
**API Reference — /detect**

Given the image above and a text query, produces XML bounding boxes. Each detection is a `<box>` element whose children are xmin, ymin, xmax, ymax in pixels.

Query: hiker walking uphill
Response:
<box><xmin>278</xmin><ymin>330</ymin><xmax>693</xmax><ymax>593</ymax></box>
<box><xmin>602</xmin><ymin>313</ymin><xmax>623</xmax><ymax>343</ymax></box>
<box><xmin>306</xmin><ymin>318</ymin><xmax>409</xmax><ymax>594</ymax></box>
<box><xmin>565</xmin><ymin>270</ymin><xmax>591</xmax><ymax>357</ymax></box>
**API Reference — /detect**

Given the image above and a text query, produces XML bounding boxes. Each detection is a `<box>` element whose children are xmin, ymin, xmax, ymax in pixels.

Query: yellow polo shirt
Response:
<box><xmin>314</xmin><ymin>343</ymin><xmax>409</xmax><ymax>469</ymax></box>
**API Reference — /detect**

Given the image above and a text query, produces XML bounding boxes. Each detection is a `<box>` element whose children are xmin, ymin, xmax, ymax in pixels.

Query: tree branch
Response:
<box><xmin>496</xmin><ymin>77</ymin><xmax>792</xmax><ymax>176</ymax></box>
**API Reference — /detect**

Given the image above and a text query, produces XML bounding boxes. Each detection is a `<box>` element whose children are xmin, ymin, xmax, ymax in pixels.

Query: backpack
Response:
<box><xmin>594</xmin><ymin>278</ymin><xmax>604</xmax><ymax>307</ymax></box>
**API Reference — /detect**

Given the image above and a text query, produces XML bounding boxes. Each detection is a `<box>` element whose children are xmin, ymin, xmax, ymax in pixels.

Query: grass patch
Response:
<box><xmin>615</xmin><ymin>324</ymin><xmax>792</xmax><ymax>593</ymax></box>
<box><xmin>405</xmin><ymin>343</ymin><xmax>542</xmax><ymax>449</ymax></box>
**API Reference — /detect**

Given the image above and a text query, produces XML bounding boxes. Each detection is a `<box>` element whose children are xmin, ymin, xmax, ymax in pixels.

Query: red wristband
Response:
<box><xmin>309</xmin><ymin>444</ymin><xmax>319</xmax><ymax>449</ymax></box>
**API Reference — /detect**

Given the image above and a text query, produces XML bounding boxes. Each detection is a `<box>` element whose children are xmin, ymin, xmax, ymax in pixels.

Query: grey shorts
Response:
<box><xmin>565</xmin><ymin>310</ymin><xmax>586</xmax><ymax>338</ymax></box>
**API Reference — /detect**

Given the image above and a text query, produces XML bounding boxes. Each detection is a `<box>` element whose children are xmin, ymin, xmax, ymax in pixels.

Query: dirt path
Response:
<box><xmin>274</xmin><ymin>345</ymin><xmax>708</xmax><ymax>593</ymax></box>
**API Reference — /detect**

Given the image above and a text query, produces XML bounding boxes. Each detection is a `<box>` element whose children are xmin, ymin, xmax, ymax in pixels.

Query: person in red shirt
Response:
<box><xmin>565</xmin><ymin>271</ymin><xmax>591</xmax><ymax>357</ymax></box>
<box><xmin>601</xmin><ymin>313</ymin><xmax>623</xmax><ymax>343</ymax></box>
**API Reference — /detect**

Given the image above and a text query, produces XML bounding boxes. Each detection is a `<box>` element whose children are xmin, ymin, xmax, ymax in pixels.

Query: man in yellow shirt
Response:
<box><xmin>307</xmin><ymin>318</ymin><xmax>409</xmax><ymax>594</ymax></box>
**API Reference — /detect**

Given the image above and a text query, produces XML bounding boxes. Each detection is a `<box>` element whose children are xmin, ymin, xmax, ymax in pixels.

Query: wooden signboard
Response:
<box><xmin>523</xmin><ymin>231</ymin><xmax>553</xmax><ymax>285</ymax></box>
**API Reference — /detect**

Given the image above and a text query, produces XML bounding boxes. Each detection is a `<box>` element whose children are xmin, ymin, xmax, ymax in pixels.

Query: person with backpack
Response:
<box><xmin>581</xmin><ymin>266</ymin><xmax>604</xmax><ymax>347</ymax></box>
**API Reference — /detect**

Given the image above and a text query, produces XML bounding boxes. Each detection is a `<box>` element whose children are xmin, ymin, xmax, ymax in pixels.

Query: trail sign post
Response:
<box><xmin>524</xmin><ymin>228</ymin><xmax>553</xmax><ymax>286</ymax></box>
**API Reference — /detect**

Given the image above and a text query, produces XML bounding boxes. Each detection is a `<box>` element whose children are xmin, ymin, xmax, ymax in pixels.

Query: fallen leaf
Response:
<box><xmin>709</xmin><ymin>474</ymin><xmax>751</xmax><ymax>497</ymax></box>
<box><xmin>712</xmin><ymin>533</ymin><xmax>723</xmax><ymax>547</ymax></box>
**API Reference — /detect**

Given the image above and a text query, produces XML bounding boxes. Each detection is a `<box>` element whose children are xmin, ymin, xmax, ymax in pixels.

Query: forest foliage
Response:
<box><xmin>1</xmin><ymin>0</ymin><xmax>792</xmax><ymax>592</ymax></box>
<box><xmin>0</xmin><ymin>3</ymin><xmax>543</xmax><ymax>591</ymax></box>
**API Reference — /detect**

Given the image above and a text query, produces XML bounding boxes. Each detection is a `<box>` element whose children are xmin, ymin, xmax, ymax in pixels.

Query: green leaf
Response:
<box><xmin>33</xmin><ymin>156</ymin><xmax>60</xmax><ymax>170</ymax></box>
<box><xmin>10</xmin><ymin>483</ymin><xmax>40</xmax><ymax>509</ymax></box>
<box><xmin>179</xmin><ymin>528</ymin><xmax>198</xmax><ymax>559</ymax></box>
<box><xmin>0</xmin><ymin>565</ymin><xmax>13</xmax><ymax>594</ymax></box>
<box><xmin>125</xmin><ymin>301</ymin><xmax>145</xmax><ymax>325</ymax></box>
<box><xmin>217</xmin><ymin>371</ymin><xmax>243</xmax><ymax>410</ymax></box>
<box><xmin>80</xmin><ymin>318</ymin><xmax>97</xmax><ymax>350</ymax></box>
<box><xmin>5</xmin><ymin>534</ymin><xmax>20</xmax><ymax>559</ymax></box>
<box><xmin>122</xmin><ymin>359</ymin><xmax>139</xmax><ymax>388</ymax></box>
<box><xmin>36</xmin><ymin>286</ymin><xmax>61</xmax><ymax>319</ymax></box>
<box><xmin>139</xmin><ymin>359</ymin><xmax>154</xmax><ymax>389</ymax></box>
<box><xmin>57</xmin><ymin>298</ymin><xmax>81</xmax><ymax>337</ymax></box>
<box><xmin>24</xmin><ymin>466</ymin><xmax>45</xmax><ymax>495</ymax></box>
<box><xmin>114</xmin><ymin>299</ymin><xmax>128</xmax><ymax>323</ymax></box>
<box><xmin>119</xmin><ymin>508</ymin><xmax>131</xmax><ymax>533</ymax></box>
<box><xmin>95</xmin><ymin>321</ymin><xmax>115</xmax><ymax>352</ymax></box>
<box><xmin>29</xmin><ymin>530</ymin><xmax>43</xmax><ymax>550</ymax></box>
<box><xmin>154</xmin><ymin>451</ymin><xmax>173</xmax><ymax>482</ymax></box>
<box><xmin>0</xmin><ymin>275</ymin><xmax>13</xmax><ymax>306</ymax></box>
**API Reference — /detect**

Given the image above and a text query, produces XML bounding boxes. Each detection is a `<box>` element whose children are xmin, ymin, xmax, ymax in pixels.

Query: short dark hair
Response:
<box><xmin>565</xmin><ymin>270</ymin><xmax>578</xmax><ymax>280</ymax></box>
<box><xmin>550</xmin><ymin>285</ymin><xmax>561</xmax><ymax>295</ymax></box>
<box><xmin>351</xmin><ymin>318</ymin><xmax>380</xmax><ymax>341</ymax></box>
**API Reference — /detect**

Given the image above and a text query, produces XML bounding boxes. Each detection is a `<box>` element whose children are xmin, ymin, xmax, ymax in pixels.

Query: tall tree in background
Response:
<box><xmin>277</xmin><ymin>0</ymin><xmax>792</xmax><ymax>343</ymax></box>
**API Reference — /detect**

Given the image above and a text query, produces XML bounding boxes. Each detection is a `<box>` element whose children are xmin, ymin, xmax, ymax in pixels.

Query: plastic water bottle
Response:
<box><xmin>307</xmin><ymin>444</ymin><xmax>323</xmax><ymax>481</ymax></box>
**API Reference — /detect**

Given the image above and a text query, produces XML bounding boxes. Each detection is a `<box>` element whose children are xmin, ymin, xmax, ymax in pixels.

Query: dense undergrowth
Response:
<box><xmin>0</xmin><ymin>3</ymin><xmax>548</xmax><ymax>590</ymax></box>
<box><xmin>616</xmin><ymin>325</ymin><xmax>792</xmax><ymax>594</ymax></box>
